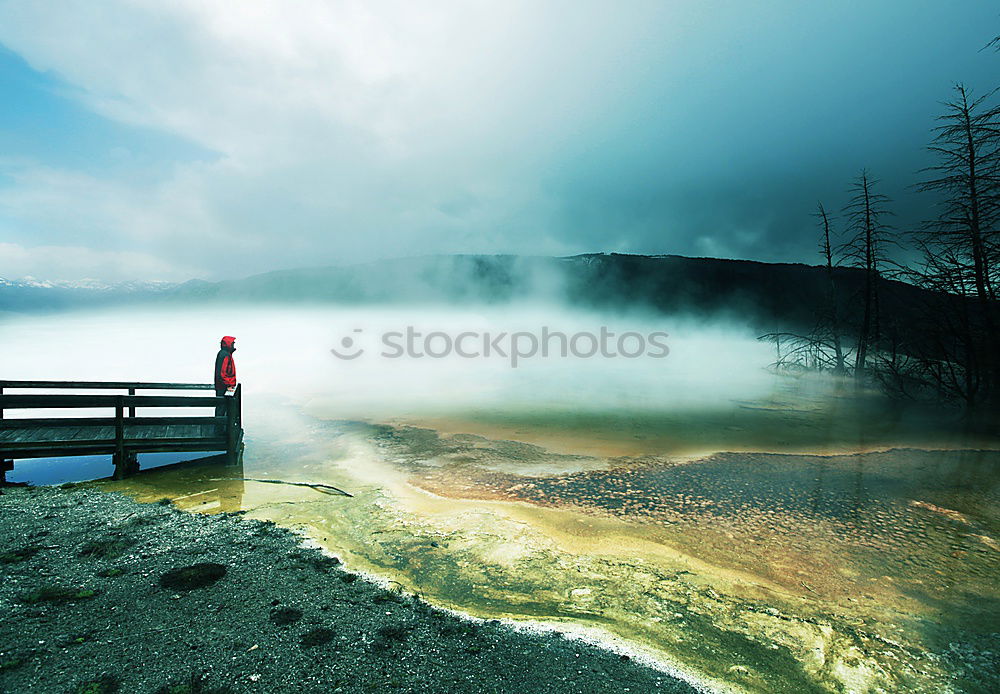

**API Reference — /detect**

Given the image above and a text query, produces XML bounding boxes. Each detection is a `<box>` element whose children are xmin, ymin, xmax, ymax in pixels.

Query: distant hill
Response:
<box><xmin>0</xmin><ymin>253</ymin><xmax>951</xmax><ymax>335</ymax></box>
<box><xmin>160</xmin><ymin>253</ymin><xmax>939</xmax><ymax>334</ymax></box>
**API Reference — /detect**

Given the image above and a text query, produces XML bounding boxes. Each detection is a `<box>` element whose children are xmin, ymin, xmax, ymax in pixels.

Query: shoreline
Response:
<box><xmin>0</xmin><ymin>485</ymin><xmax>704</xmax><ymax>694</ymax></box>
<box><xmin>89</xmin><ymin>415</ymin><xmax>1000</xmax><ymax>693</ymax></box>
<box><xmin>291</xmin><ymin>534</ymin><xmax>718</xmax><ymax>693</ymax></box>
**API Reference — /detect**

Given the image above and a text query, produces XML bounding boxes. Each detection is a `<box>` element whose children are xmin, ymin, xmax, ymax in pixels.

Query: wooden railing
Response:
<box><xmin>0</xmin><ymin>380</ymin><xmax>243</xmax><ymax>481</ymax></box>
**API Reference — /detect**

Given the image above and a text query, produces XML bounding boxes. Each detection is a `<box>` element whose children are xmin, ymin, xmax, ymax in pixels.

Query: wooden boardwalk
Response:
<box><xmin>0</xmin><ymin>380</ymin><xmax>244</xmax><ymax>481</ymax></box>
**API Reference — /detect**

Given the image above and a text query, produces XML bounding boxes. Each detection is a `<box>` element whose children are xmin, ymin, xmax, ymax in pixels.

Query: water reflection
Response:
<box><xmin>102</xmin><ymin>454</ymin><xmax>246</xmax><ymax>513</ymax></box>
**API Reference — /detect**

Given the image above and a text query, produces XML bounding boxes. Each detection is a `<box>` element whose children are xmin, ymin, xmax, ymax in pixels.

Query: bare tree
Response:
<box><xmin>758</xmin><ymin>202</ymin><xmax>852</xmax><ymax>375</ymax></box>
<box><xmin>912</xmin><ymin>84</ymin><xmax>1000</xmax><ymax>406</ymax></box>
<box><xmin>918</xmin><ymin>85</ymin><xmax>1000</xmax><ymax>301</ymax></box>
<box><xmin>838</xmin><ymin>171</ymin><xmax>896</xmax><ymax>379</ymax></box>
<box><xmin>816</xmin><ymin>202</ymin><xmax>847</xmax><ymax>373</ymax></box>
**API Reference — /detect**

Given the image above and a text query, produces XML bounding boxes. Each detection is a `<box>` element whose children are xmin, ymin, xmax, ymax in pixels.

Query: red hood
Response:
<box><xmin>220</xmin><ymin>335</ymin><xmax>236</xmax><ymax>349</ymax></box>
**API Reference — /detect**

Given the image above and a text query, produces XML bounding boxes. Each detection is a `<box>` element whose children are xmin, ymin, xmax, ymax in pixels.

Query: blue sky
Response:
<box><xmin>0</xmin><ymin>1</ymin><xmax>997</xmax><ymax>281</ymax></box>
<box><xmin>0</xmin><ymin>46</ymin><xmax>211</xmax><ymax>175</ymax></box>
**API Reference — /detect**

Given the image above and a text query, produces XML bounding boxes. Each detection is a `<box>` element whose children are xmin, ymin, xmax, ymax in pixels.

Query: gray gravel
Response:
<box><xmin>0</xmin><ymin>485</ymin><xmax>700</xmax><ymax>694</ymax></box>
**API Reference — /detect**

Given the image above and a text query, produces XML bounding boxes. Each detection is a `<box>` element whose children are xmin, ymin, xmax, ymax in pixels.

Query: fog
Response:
<box><xmin>0</xmin><ymin>305</ymin><xmax>784</xmax><ymax>421</ymax></box>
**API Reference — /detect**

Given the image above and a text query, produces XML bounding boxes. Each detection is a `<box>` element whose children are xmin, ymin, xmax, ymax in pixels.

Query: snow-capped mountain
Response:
<box><xmin>0</xmin><ymin>276</ymin><xmax>180</xmax><ymax>312</ymax></box>
<box><xmin>0</xmin><ymin>276</ymin><xmax>176</xmax><ymax>292</ymax></box>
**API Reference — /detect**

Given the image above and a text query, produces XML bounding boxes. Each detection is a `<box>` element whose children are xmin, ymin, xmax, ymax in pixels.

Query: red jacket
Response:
<box><xmin>215</xmin><ymin>336</ymin><xmax>237</xmax><ymax>390</ymax></box>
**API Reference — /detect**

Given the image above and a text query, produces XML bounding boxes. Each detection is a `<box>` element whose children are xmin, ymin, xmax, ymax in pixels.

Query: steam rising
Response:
<box><xmin>0</xmin><ymin>306</ymin><xmax>781</xmax><ymax>420</ymax></box>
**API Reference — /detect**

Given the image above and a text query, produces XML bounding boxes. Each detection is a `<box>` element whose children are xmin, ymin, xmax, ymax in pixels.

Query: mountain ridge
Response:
<box><xmin>0</xmin><ymin>253</ymin><xmax>948</xmax><ymax>337</ymax></box>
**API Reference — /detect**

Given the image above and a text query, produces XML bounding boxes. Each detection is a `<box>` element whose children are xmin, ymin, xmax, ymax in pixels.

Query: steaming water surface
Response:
<box><xmin>2</xmin><ymin>307</ymin><xmax>998</xmax><ymax>693</ymax></box>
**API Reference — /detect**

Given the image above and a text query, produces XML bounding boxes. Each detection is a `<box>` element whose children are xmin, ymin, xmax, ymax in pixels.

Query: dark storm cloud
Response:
<box><xmin>0</xmin><ymin>0</ymin><xmax>996</xmax><ymax>280</ymax></box>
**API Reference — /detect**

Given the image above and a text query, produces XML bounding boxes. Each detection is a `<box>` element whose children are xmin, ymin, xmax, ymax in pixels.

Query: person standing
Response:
<box><xmin>214</xmin><ymin>335</ymin><xmax>237</xmax><ymax>416</ymax></box>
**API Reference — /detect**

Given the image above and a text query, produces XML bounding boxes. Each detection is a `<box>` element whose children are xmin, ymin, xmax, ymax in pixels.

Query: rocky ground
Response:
<box><xmin>0</xmin><ymin>485</ymin><xmax>700</xmax><ymax>694</ymax></box>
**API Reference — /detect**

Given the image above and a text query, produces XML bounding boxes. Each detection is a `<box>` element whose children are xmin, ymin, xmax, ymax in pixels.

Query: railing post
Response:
<box><xmin>113</xmin><ymin>395</ymin><xmax>126</xmax><ymax>480</ymax></box>
<box><xmin>236</xmin><ymin>384</ymin><xmax>244</xmax><ymax>464</ymax></box>
<box><xmin>125</xmin><ymin>387</ymin><xmax>138</xmax><ymax>472</ymax></box>
<box><xmin>226</xmin><ymin>387</ymin><xmax>238</xmax><ymax>465</ymax></box>
<box><xmin>0</xmin><ymin>383</ymin><xmax>7</xmax><ymax>485</ymax></box>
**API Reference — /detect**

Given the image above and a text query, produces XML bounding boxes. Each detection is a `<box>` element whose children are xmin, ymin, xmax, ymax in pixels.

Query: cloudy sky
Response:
<box><xmin>0</xmin><ymin>1</ymin><xmax>997</xmax><ymax>282</ymax></box>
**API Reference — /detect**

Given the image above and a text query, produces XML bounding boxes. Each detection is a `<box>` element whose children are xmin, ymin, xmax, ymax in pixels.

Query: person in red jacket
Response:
<box><xmin>214</xmin><ymin>336</ymin><xmax>237</xmax><ymax>415</ymax></box>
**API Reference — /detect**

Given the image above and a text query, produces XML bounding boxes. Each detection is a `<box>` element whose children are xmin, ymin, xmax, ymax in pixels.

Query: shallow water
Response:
<box><xmin>4</xmin><ymin>307</ymin><xmax>1000</xmax><ymax>692</ymax></box>
<box><xmin>92</xmin><ymin>396</ymin><xmax>1000</xmax><ymax>694</ymax></box>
